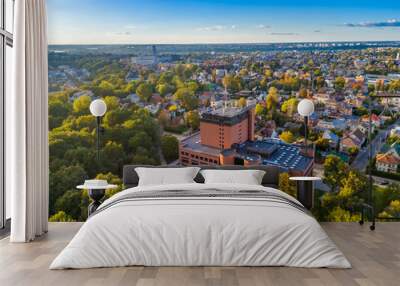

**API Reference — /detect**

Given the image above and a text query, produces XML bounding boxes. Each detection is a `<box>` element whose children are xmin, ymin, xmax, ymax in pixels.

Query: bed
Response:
<box><xmin>50</xmin><ymin>165</ymin><xmax>351</xmax><ymax>269</ymax></box>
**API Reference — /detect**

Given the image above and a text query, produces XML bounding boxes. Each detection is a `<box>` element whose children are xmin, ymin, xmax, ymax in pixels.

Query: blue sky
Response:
<box><xmin>48</xmin><ymin>0</ymin><xmax>400</xmax><ymax>44</ymax></box>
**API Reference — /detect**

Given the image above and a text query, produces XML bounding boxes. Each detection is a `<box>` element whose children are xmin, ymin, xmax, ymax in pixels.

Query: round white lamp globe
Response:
<box><xmin>89</xmin><ymin>99</ymin><xmax>107</xmax><ymax>117</ymax></box>
<box><xmin>297</xmin><ymin>99</ymin><xmax>315</xmax><ymax>117</ymax></box>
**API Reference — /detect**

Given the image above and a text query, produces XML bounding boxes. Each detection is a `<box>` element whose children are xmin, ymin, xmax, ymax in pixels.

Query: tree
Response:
<box><xmin>49</xmin><ymin>165</ymin><xmax>88</xmax><ymax>215</ymax></box>
<box><xmin>379</xmin><ymin>200</ymin><xmax>400</xmax><ymax>218</ymax></box>
<box><xmin>264</xmin><ymin>69</ymin><xmax>273</xmax><ymax>79</ymax></box>
<box><xmin>185</xmin><ymin>110</ymin><xmax>200</xmax><ymax>130</ymax></box>
<box><xmin>49</xmin><ymin>99</ymin><xmax>71</xmax><ymax>129</ymax></box>
<box><xmin>158</xmin><ymin>110</ymin><xmax>170</xmax><ymax>127</ymax></box>
<box><xmin>104</xmin><ymin>96</ymin><xmax>120</xmax><ymax>111</ymax></box>
<box><xmin>99</xmin><ymin>141</ymin><xmax>126</xmax><ymax>174</ymax></box>
<box><xmin>238</xmin><ymin>97</ymin><xmax>247</xmax><ymax>108</ymax></box>
<box><xmin>266</xmin><ymin>87</ymin><xmax>279</xmax><ymax>112</ymax></box>
<box><xmin>49</xmin><ymin>211</ymin><xmax>75</xmax><ymax>222</ymax></box>
<box><xmin>73</xmin><ymin>95</ymin><xmax>91</xmax><ymax>115</ymax></box>
<box><xmin>128</xmin><ymin>131</ymin><xmax>153</xmax><ymax>153</ymax></box>
<box><xmin>169</xmin><ymin>105</ymin><xmax>178</xmax><ymax>112</ymax></box>
<box><xmin>278</xmin><ymin>173</ymin><xmax>296</xmax><ymax>197</ymax></box>
<box><xmin>186</xmin><ymin>81</ymin><xmax>199</xmax><ymax>94</ymax></box>
<box><xmin>161</xmin><ymin>135</ymin><xmax>179</xmax><ymax>163</ymax></box>
<box><xmin>316</xmin><ymin>76</ymin><xmax>325</xmax><ymax>89</ymax></box>
<box><xmin>334</xmin><ymin>76</ymin><xmax>346</xmax><ymax>92</ymax></box>
<box><xmin>136</xmin><ymin>82</ymin><xmax>153</xmax><ymax>102</ymax></box>
<box><xmin>97</xmin><ymin>80</ymin><xmax>114</xmax><ymax>96</ymax></box>
<box><xmin>55</xmin><ymin>190</ymin><xmax>86</xmax><ymax>220</ymax></box>
<box><xmin>327</xmin><ymin>207</ymin><xmax>361</xmax><ymax>222</ymax></box>
<box><xmin>255</xmin><ymin>103</ymin><xmax>264</xmax><ymax>116</ymax></box>
<box><xmin>281</xmin><ymin>98</ymin><xmax>298</xmax><ymax>116</ymax></box>
<box><xmin>96</xmin><ymin>172</ymin><xmax>123</xmax><ymax>199</ymax></box>
<box><xmin>173</xmin><ymin>88</ymin><xmax>198</xmax><ymax>111</ymax></box>
<box><xmin>323</xmin><ymin>155</ymin><xmax>348</xmax><ymax>192</ymax></box>
<box><xmin>299</xmin><ymin>88</ymin><xmax>308</xmax><ymax>98</ymax></box>
<box><xmin>103</xmin><ymin>108</ymin><xmax>131</xmax><ymax>127</ymax></box>
<box><xmin>222</xmin><ymin>74</ymin><xmax>242</xmax><ymax>92</ymax></box>
<box><xmin>156</xmin><ymin>83</ymin><xmax>173</xmax><ymax>96</ymax></box>
<box><xmin>348</xmin><ymin>147</ymin><xmax>359</xmax><ymax>156</ymax></box>
<box><xmin>279</xmin><ymin>131</ymin><xmax>295</xmax><ymax>143</ymax></box>
<box><xmin>315</xmin><ymin>137</ymin><xmax>329</xmax><ymax>151</ymax></box>
<box><xmin>338</xmin><ymin>170</ymin><xmax>367</xmax><ymax>199</ymax></box>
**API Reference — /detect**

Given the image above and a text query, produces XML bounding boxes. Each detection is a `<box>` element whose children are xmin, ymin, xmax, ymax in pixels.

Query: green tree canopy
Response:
<box><xmin>323</xmin><ymin>155</ymin><xmax>348</xmax><ymax>192</ymax></box>
<box><xmin>185</xmin><ymin>110</ymin><xmax>200</xmax><ymax>130</ymax></box>
<box><xmin>136</xmin><ymin>82</ymin><xmax>153</xmax><ymax>102</ymax></box>
<box><xmin>222</xmin><ymin>74</ymin><xmax>242</xmax><ymax>92</ymax></box>
<box><xmin>161</xmin><ymin>135</ymin><xmax>179</xmax><ymax>163</ymax></box>
<box><xmin>173</xmin><ymin>88</ymin><xmax>198</xmax><ymax>111</ymax></box>
<box><xmin>73</xmin><ymin>95</ymin><xmax>91</xmax><ymax>115</ymax></box>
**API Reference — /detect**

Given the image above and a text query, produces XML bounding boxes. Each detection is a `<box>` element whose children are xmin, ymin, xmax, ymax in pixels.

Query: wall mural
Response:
<box><xmin>47</xmin><ymin>1</ymin><xmax>400</xmax><ymax>222</ymax></box>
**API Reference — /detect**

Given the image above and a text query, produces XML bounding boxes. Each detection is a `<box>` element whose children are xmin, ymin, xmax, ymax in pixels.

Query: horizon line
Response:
<box><xmin>48</xmin><ymin>39</ymin><xmax>400</xmax><ymax>46</ymax></box>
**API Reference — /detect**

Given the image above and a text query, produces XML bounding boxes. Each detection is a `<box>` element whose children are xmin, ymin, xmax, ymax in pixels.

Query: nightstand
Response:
<box><xmin>289</xmin><ymin>177</ymin><xmax>321</xmax><ymax>210</ymax></box>
<box><xmin>77</xmin><ymin>184</ymin><xmax>117</xmax><ymax>216</ymax></box>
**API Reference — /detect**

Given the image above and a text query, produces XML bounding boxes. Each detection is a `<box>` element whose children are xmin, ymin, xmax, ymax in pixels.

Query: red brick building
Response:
<box><xmin>179</xmin><ymin>103</ymin><xmax>313</xmax><ymax>176</ymax></box>
<box><xmin>180</xmin><ymin>104</ymin><xmax>256</xmax><ymax>166</ymax></box>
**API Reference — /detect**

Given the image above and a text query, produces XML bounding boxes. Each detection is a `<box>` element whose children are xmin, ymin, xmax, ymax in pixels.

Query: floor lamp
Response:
<box><xmin>297</xmin><ymin>99</ymin><xmax>315</xmax><ymax>155</ymax></box>
<box><xmin>89</xmin><ymin>99</ymin><xmax>107</xmax><ymax>161</ymax></box>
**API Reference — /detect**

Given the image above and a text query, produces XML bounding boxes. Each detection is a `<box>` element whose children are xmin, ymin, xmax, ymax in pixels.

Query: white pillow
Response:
<box><xmin>200</xmin><ymin>169</ymin><xmax>266</xmax><ymax>185</ymax></box>
<box><xmin>135</xmin><ymin>167</ymin><xmax>200</xmax><ymax>186</ymax></box>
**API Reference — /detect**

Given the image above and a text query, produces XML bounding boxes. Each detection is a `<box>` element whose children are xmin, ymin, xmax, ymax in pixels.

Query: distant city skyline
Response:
<box><xmin>48</xmin><ymin>0</ymin><xmax>400</xmax><ymax>45</ymax></box>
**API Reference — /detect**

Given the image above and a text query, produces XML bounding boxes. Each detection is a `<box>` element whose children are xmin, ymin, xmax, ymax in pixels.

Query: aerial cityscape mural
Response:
<box><xmin>47</xmin><ymin>0</ymin><xmax>400</xmax><ymax>222</ymax></box>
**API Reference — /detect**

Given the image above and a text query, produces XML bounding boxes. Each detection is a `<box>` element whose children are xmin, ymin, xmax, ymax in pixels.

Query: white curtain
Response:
<box><xmin>8</xmin><ymin>0</ymin><xmax>49</xmax><ymax>242</ymax></box>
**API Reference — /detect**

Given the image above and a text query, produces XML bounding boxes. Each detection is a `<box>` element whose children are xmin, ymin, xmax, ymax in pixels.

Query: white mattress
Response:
<box><xmin>50</xmin><ymin>183</ymin><xmax>351</xmax><ymax>269</ymax></box>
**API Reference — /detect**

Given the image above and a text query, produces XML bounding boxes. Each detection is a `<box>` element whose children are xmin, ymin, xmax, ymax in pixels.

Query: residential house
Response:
<box><xmin>376</xmin><ymin>153</ymin><xmax>400</xmax><ymax>173</ymax></box>
<box><xmin>361</xmin><ymin>114</ymin><xmax>381</xmax><ymax>128</ymax></box>
<box><xmin>322</xmin><ymin>130</ymin><xmax>339</xmax><ymax>149</ymax></box>
<box><xmin>340</xmin><ymin>128</ymin><xmax>366</xmax><ymax>152</ymax></box>
<box><xmin>390</xmin><ymin>126</ymin><xmax>400</xmax><ymax>137</ymax></box>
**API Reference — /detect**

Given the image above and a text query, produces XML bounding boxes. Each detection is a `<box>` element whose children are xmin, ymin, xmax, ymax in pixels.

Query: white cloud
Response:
<box><xmin>344</xmin><ymin>19</ymin><xmax>400</xmax><ymax>28</ymax></box>
<box><xmin>196</xmin><ymin>25</ymin><xmax>237</xmax><ymax>32</ymax></box>
<box><xmin>269</xmin><ymin>32</ymin><xmax>299</xmax><ymax>36</ymax></box>
<box><xmin>257</xmin><ymin>24</ymin><xmax>270</xmax><ymax>29</ymax></box>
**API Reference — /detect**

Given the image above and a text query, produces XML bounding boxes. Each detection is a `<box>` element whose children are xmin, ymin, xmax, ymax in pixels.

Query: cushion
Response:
<box><xmin>135</xmin><ymin>167</ymin><xmax>201</xmax><ymax>186</ymax></box>
<box><xmin>200</xmin><ymin>169</ymin><xmax>266</xmax><ymax>185</ymax></box>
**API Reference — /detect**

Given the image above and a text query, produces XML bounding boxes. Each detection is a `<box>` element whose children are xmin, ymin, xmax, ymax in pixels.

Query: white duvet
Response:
<box><xmin>50</xmin><ymin>183</ymin><xmax>351</xmax><ymax>269</ymax></box>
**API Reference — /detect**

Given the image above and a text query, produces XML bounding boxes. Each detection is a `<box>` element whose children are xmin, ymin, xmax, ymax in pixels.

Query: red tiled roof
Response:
<box><xmin>376</xmin><ymin>153</ymin><xmax>400</xmax><ymax>165</ymax></box>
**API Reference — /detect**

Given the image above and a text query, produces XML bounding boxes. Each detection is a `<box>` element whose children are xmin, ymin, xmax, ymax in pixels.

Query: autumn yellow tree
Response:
<box><xmin>255</xmin><ymin>103</ymin><xmax>264</xmax><ymax>116</ymax></box>
<box><xmin>238</xmin><ymin>97</ymin><xmax>247</xmax><ymax>108</ymax></box>
<box><xmin>266</xmin><ymin>87</ymin><xmax>279</xmax><ymax>112</ymax></box>
<box><xmin>279</xmin><ymin>131</ymin><xmax>295</xmax><ymax>143</ymax></box>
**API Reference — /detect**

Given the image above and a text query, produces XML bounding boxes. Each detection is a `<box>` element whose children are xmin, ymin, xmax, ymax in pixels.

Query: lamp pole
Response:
<box><xmin>89</xmin><ymin>99</ymin><xmax>107</xmax><ymax>163</ymax></box>
<box><xmin>368</xmin><ymin>90</ymin><xmax>373</xmax><ymax>226</ymax></box>
<box><xmin>304</xmin><ymin>116</ymin><xmax>309</xmax><ymax>154</ymax></box>
<box><xmin>96</xmin><ymin>116</ymin><xmax>101</xmax><ymax>162</ymax></box>
<box><xmin>297</xmin><ymin>99</ymin><xmax>315</xmax><ymax>156</ymax></box>
<box><xmin>363</xmin><ymin>91</ymin><xmax>400</xmax><ymax>230</ymax></box>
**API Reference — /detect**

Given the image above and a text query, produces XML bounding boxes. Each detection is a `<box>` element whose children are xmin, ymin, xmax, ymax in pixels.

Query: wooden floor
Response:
<box><xmin>0</xmin><ymin>222</ymin><xmax>399</xmax><ymax>286</ymax></box>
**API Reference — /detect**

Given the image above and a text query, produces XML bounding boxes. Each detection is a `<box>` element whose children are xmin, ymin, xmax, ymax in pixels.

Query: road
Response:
<box><xmin>351</xmin><ymin>119</ymin><xmax>399</xmax><ymax>171</ymax></box>
<box><xmin>372</xmin><ymin>175</ymin><xmax>400</xmax><ymax>186</ymax></box>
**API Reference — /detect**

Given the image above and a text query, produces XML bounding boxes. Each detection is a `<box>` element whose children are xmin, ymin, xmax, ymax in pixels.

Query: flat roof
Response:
<box><xmin>180</xmin><ymin>133</ymin><xmax>221</xmax><ymax>157</ymax></box>
<box><xmin>201</xmin><ymin>104</ymin><xmax>255</xmax><ymax>126</ymax></box>
<box><xmin>204</xmin><ymin>104</ymin><xmax>254</xmax><ymax>118</ymax></box>
<box><xmin>180</xmin><ymin>134</ymin><xmax>313</xmax><ymax>172</ymax></box>
<box><xmin>238</xmin><ymin>140</ymin><xmax>313</xmax><ymax>171</ymax></box>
